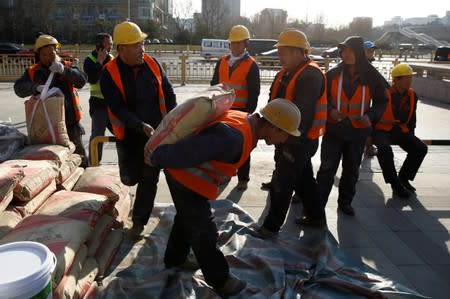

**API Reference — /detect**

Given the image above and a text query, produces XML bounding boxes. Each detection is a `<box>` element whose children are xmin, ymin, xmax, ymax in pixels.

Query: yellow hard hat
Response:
<box><xmin>391</xmin><ymin>63</ymin><xmax>416</xmax><ymax>78</ymax></box>
<box><xmin>113</xmin><ymin>21</ymin><xmax>148</xmax><ymax>45</ymax></box>
<box><xmin>34</xmin><ymin>34</ymin><xmax>61</xmax><ymax>52</ymax></box>
<box><xmin>228</xmin><ymin>25</ymin><xmax>250</xmax><ymax>42</ymax></box>
<box><xmin>260</xmin><ymin>98</ymin><xmax>301</xmax><ymax>137</ymax></box>
<box><xmin>274</xmin><ymin>29</ymin><xmax>310</xmax><ymax>53</ymax></box>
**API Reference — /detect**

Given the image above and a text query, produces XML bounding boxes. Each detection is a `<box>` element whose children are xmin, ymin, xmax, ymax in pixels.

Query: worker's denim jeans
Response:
<box><xmin>164</xmin><ymin>173</ymin><xmax>229</xmax><ymax>289</ymax></box>
<box><xmin>317</xmin><ymin>132</ymin><xmax>367</xmax><ymax>206</ymax></box>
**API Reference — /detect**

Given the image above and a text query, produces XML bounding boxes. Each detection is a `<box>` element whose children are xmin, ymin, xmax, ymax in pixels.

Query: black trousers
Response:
<box><xmin>67</xmin><ymin>122</ymin><xmax>88</xmax><ymax>168</ymax></box>
<box><xmin>262</xmin><ymin>139</ymin><xmax>324</xmax><ymax>232</ymax></box>
<box><xmin>237</xmin><ymin>155</ymin><xmax>250</xmax><ymax>182</ymax></box>
<box><xmin>88</xmin><ymin>97</ymin><xmax>112</xmax><ymax>165</ymax></box>
<box><xmin>164</xmin><ymin>173</ymin><xmax>229</xmax><ymax>289</ymax></box>
<box><xmin>116</xmin><ymin>133</ymin><xmax>160</xmax><ymax>225</ymax></box>
<box><xmin>373</xmin><ymin>128</ymin><xmax>427</xmax><ymax>183</ymax></box>
<box><xmin>317</xmin><ymin>132</ymin><xmax>367</xmax><ymax>206</ymax></box>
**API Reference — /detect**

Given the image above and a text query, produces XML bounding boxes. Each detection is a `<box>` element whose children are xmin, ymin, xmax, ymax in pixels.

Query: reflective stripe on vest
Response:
<box><xmin>166</xmin><ymin>110</ymin><xmax>255</xmax><ymax>200</ymax></box>
<box><xmin>104</xmin><ymin>54</ymin><xmax>167</xmax><ymax>140</ymax></box>
<box><xmin>330</xmin><ymin>71</ymin><xmax>372</xmax><ymax>128</ymax></box>
<box><xmin>28</xmin><ymin>62</ymin><xmax>83</xmax><ymax>121</ymax></box>
<box><xmin>270</xmin><ymin>60</ymin><xmax>327</xmax><ymax>139</ymax></box>
<box><xmin>375</xmin><ymin>87</ymin><xmax>415</xmax><ymax>133</ymax></box>
<box><xmin>218</xmin><ymin>55</ymin><xmax>255</xmax><ymax>109</ymax></box>
<box><xmin>86</xmin><ymin>53</ymin><xmax>104</xmax><ymax>99</ymax></box>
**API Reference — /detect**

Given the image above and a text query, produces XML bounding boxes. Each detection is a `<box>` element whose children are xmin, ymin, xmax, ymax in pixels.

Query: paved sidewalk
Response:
<box><xmin>2</xmin><ymin>82</ymin><xmax>450</xmax><ymax>298</ymax></box>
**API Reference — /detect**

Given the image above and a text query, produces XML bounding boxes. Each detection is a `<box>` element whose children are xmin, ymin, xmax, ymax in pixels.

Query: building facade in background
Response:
<box><xmin>0</xmin><ymin>0</ymin><xmax>173</xmax><ymax>43</ymax></box>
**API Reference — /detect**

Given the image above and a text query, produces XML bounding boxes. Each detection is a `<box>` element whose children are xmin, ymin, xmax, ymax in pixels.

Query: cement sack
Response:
<box><xmin>86</xmin><ymin>214</ymin><xmax>115</xmax><ymax>257</ymax></box>
<box><xmin>58</xmin><ymin>153</ymin><xmax>82</xmax><ymax>184</ymax></box>
<box><xmin>0</xmin><ymin>206</ymin><xmax>23</xmax><ymax>239</ymax></box>
<box><xmin>0</xmin><ymin>123</ymin><xmax>27</xmax><ymax>162</ymax></box>
<box><xmin>13</xmin><ymin>143</ymin><xmax>74</xmax><ymax>167</ymax></box>
<box><xmin>95</xmin><ymin>229</ymin><xmax>123</xmax><ymax>277</ymax></box>
<box><xmin>73</xmin><ymin>165</ymin><xmax>129</xmax><ymax>202</ymax></box>
<box><xmin>0</xmin><ymin>165</ymin><xmax>24</xmax><ymax>214</ymax></box>
<box><xmin>0</xmin><ymin>214</ymin><xmax>92</xmax><ymax>285</ymax></box>
<box><xmin>59</xmin><ymin>167</ymin><xmax>84</xmax><ymax>191</ymax></box>
<box><xmin>54</xmin><ymin>244</ymin><xmax>88</xmax><ymax>299</ymax></box>
<box><xmin>25</xmin><ymin>93</ymin><xmax>71</xmax><ymax>147</ymax></box>
<box><xmin>36</xmin><ymin>190</ymin><xmax>109</xmax><ymax>228</ymax></box>
<box><xmin>74</xmin><ymin>258</ymin><xmax>99</xmax><ymax>299</ymax></box>
<box><xmin>145</xmin><ymin>84</ymin><xmax>234</xmax><ymax>154</ymax></box>
<box><xmin>14</xmin><ymin>180</ymin><xmax>57</xmax><ymax>216</ymax></box>
<box><xmin>111</xmin><ymin>193</ymin><xmax>131</xmax><ymax>228</ymax></box>
<box><xmin>2</xmin><ymin>159</ymin><xmax>58</xmax><ymax>202</ymax></box>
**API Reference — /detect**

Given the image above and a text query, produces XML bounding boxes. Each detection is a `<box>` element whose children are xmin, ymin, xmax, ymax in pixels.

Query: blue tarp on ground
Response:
<box><xmin>99</xmin><ymin>200</ymin><xmax>429</xmax><ymax>298</ymax></box>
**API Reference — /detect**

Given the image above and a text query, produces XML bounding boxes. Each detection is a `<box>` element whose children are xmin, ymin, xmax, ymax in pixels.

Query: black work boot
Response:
<box><xmin>215</xmin><ymin>274</ymin><xmax>246</xmax><ymax>297</ymax></box>
<box><xmin>391</xmin><ymin>182</ymin><xmax>411</xmax><ymax>199</ymax></box>
<box><xmin>399</xmin><ymin>177</ymin><xmax>416</xmax><ymax>192</ymax></box>
<box><xmin>338</xmin><ymin>203</ymin><xmax>355</xmax><ymax>216</ymax></box>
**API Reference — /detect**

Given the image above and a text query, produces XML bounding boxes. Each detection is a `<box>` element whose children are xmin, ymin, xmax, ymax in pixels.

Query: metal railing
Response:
<box><xmin>2</xmin><ymin>53</ymin><xmax>447</xmax><ymax>85</ymax></box>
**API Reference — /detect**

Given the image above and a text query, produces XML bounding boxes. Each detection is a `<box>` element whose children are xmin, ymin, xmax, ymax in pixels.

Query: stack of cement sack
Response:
<box><xmin>0</xmin><ymin>143</ymin><xmax>130</xmax><ymax>299</ymax></box>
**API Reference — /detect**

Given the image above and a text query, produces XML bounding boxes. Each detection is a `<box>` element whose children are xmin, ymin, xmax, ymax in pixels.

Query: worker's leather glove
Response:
<box><xmin>49</xmin><ymin>61</ymin><xmax>65</xmax><ymax>74</ymax></box>
<box><xmin>36</xmin><ymin>85</ymin><xmax>45</xmax><ymax>93</ymax></box>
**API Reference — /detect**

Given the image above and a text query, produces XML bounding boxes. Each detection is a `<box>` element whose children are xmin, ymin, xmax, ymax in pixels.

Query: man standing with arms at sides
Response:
<box><xmin>100</xmin><ymin>21</ymin><xmax>177</xmax><ymax>240</ymax></box>
<box><xmin>211</xmin><ymin>25</ymin><xmax>260</xmax><ymax>191</ymax></box>
<box><xmin>83</xmin><ymin>33</ymin><xmax>113</xmax><ymax>165</ymax></box>
<box><xmin>146</xmin><ymin>99</ymin><xmax>301</xmax><ymax>297</ymax></box>
<box><xmin>316</xmin><ymin>36</ymin><xmax>387</xmax><ymax>216</ymax></box>
<box><xmin>14</xmin><ymin>34</ymin><xmax>88</xmax><ymax>167</ymax></box>
<box><xmin>252</xmin><ymin>29</ymin><xmax>327</xmax><ymax>239</ymax></box>
<box><xmin>373</xmin><ymin>63</ymin><xmax>427</xmax><ymax>198</ymax></box>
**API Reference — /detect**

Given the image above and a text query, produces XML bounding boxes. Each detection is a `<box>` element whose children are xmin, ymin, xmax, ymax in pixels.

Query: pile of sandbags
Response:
<box><xmin>0</xmin><ymin>147</ymin><xmax>131</xmax><ymax>298</ymax></box>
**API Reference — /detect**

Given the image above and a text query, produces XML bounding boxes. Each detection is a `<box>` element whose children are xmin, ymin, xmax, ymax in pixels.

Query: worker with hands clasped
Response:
<box><xmin>83</xmin><ymin>33</ymin><xmax>114</xmax><ymax>165</ymax></box>
<box><xmin>14</xmin><ymin>34</ymin><xmax>88</xmax><ymax>167</ymax></box>
<box><xmin>100</xmin><ymin>21</ymin><xmax>177</xmax><ymax>240</ymax></box>
<box><xmin>316</xmin><ymin>36</ymin><xmax>388</xmax><ymax>216</ymax></box>
<box><xmin>211</xmin><ymin>24</ymin><xmax>261</xmax><ymax>191</ymax></box>
<box><xmin>145</xmin><ymin>99</ymin><xmax>301</xmax><ymax>297</ymax></box>
<box><xmin>373</xmin><ymin>63</ymin><xmax>427</xmax><ymax>198</ymax></box>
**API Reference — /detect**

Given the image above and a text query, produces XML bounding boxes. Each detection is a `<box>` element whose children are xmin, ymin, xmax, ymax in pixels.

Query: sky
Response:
<box><xmin>178</xmin><ymin>0</ymin><xmax>448</xmax><ymax>27</ymax></box>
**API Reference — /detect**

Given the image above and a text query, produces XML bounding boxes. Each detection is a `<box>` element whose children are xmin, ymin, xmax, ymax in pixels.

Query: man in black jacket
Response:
<box><xmin>100</xmin><ymin>21</ymin><xmax>177</xmax><ymax>240</ymax></box>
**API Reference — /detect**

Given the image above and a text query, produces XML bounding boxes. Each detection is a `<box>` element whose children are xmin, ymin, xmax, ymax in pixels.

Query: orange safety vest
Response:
<box><xmin>329</xmin><ymin>71</ymin><xmax>372</xmax><ymax>128</ymax></box>
<box><xmin>28</xmin><ymin>61</ymin><xmax>83</xmax><ymax>121</ymax></box>
<box><xmin>104</xmin><ymin>54</ymin><xmax>167</xmax><ymax>140</ymax></box>
<box><xmin>270</xmin><ymin>60</ymin><xmax>327</xmax><ymax>139</ymax></box>
<box><xmin>166</xmin><ymin>110</ymin><xmax>255</xmax><ymax>200</ymax></box>
<box><xmin>218</xmin><ymin>55</ymin><xmax>255</xmax><ymax>109</ymax></box>
<box><xmin>375</xmin><ymin>87</ymin><xmax>415</xmax><ymax>133</ymax></box>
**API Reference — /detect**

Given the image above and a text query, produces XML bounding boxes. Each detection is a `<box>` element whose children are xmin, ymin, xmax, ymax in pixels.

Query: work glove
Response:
<box><xmin>49</xmin><ymin>61</ymin><xmax>65</xmax><ymax>74</ymax></box>
<box><xmin>36</xmin><ymin>85</ymin><xmax>45</xmax><ymax>93</ymax></box>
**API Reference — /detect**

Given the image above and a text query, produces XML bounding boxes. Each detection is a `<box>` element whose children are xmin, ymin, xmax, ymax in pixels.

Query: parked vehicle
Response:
<box><xmin>257</xmin><ymin>48</ymin><xmax>325</xmax><ymax>67</ymax></box>
<box><xmin>0</xmin><ymin>42</ymin><xmax>31</xmax><ymax>54</ymax></box>
<box><xmin>200</xmin><ymin>39</ymin><xmax>230</xmax><ymax>60</ymax></box>
<box><xmin>247</xmin><ymin>39</ymin><xmax>277</xmax><ymax>56</ymax></box>
<box><xmin>434</xmin><ymin>46</ymin><xmax>450</xmax><ymax>62</ymax></box>
<box><xmin>321</xmin><ymin>47</ymin><xmax>339</xmax><ymax>59</ymax></box>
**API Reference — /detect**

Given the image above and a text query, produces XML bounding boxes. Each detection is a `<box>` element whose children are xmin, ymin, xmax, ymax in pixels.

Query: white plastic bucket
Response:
<box><xmin>0</xmin><ymin>241</ymin><xmax>56</xmax><ymax>299</ymax></box>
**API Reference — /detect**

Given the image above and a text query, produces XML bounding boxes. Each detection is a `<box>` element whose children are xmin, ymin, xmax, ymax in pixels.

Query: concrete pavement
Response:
<box><xmin>1</xmin><ymin>82</ymin><xmax>450</xmax><ymax>298</ymax></box>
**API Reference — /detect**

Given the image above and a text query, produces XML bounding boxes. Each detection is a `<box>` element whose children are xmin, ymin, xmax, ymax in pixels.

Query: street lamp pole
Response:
<box><xmin>127</xmin><ymin>0</ymin><xmax>130</xmax><ymax>20</ymax></box>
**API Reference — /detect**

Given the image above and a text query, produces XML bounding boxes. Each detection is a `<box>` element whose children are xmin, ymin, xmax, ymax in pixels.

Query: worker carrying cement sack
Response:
<box><xmin>144</xmin><ymin>84</ymin><xmax>235</xmax><ymax>159</ymax></box>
